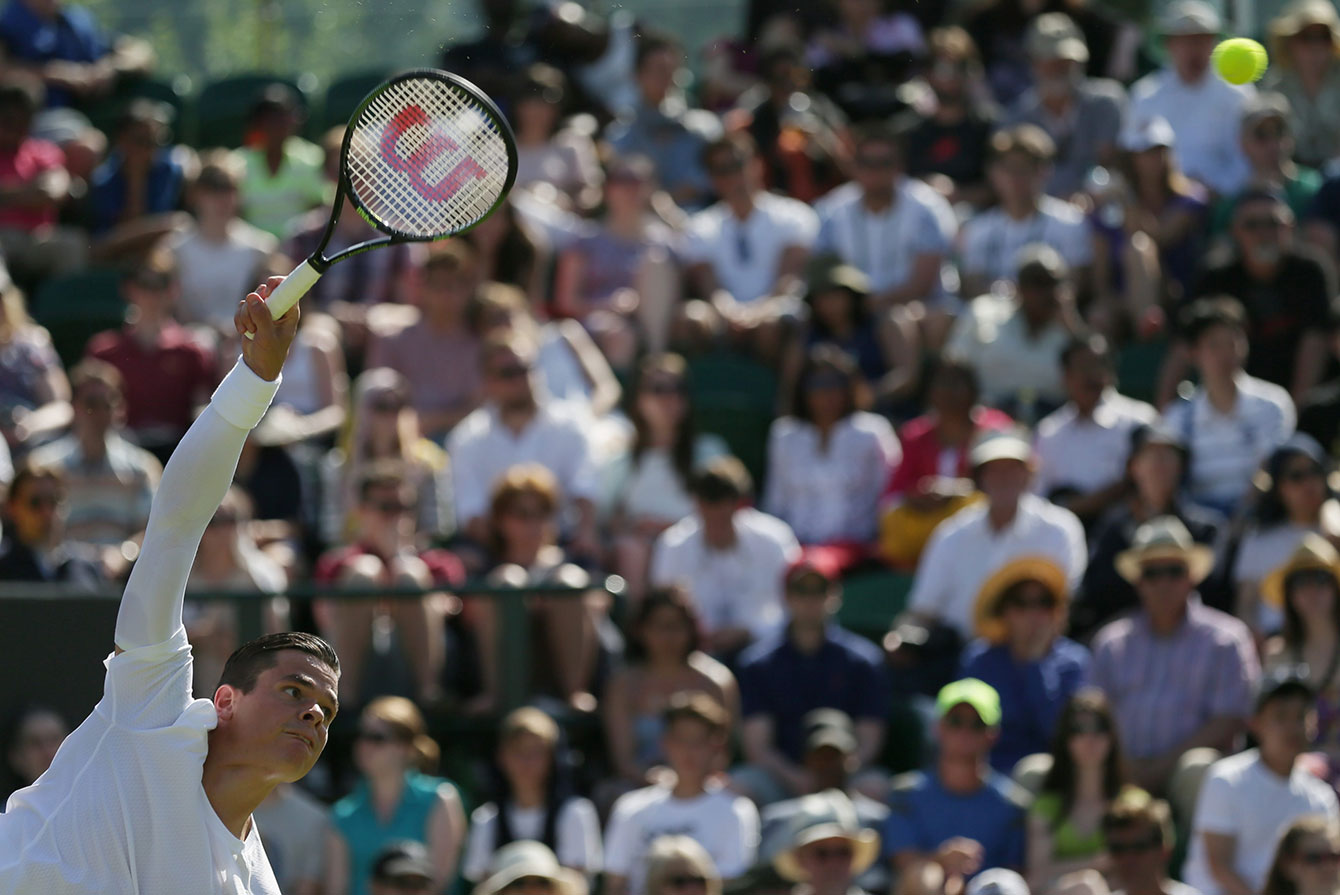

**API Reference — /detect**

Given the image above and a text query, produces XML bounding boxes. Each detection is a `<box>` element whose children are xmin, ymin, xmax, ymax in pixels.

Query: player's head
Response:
<box><xmin>210</xmin><ymin>631</ymin><xmax>340</xmax><ymax>781</ymax></box>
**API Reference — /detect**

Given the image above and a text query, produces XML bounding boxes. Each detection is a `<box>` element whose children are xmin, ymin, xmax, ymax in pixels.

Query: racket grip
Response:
<box><xmin>244</xmin><ymin>259</ymin><xmax>323</xmax><ymax>340</ymax></box>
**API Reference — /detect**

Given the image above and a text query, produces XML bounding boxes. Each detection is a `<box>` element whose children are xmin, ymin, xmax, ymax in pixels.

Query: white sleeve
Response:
<box><xmin>908</xmin><ymin>523</ymin><xmax>954</xmax><ymax>615</ymax></box>
<box><xmin>558</xmin><ymin>798</ymin><xmax>603</xmax><ymax>872</ymax></box>
<box><xmin>463</xmin><ymin>804</ymin><xmax>498</xmax><ymax>881</ymax></box>
<box><xmin>602</xmin><ymin>795</ymin><xmax>639</xmax><ymax>875</ymax></box>
<box><xmin>715</xmin><ymin>796</ymin><xmax>761</xmax><ymax>877</ymax></box>
<box><xmin>449</xmin><ymin>431</ymin><xmax>490</xmax><ymax>526</ymax></box>
<box><xmin>1189</xmin><ymin>765</ymin><xmax>1239</xmax><ymax>837</ymax></box>
<box><xmin>114</xmin><ymin>360</ymin><xmax>280</xmax><ymax>652</ymax></box>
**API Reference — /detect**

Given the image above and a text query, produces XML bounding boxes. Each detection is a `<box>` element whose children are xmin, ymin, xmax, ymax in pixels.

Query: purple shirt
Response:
<box><xmin>1091</xmin><ymin>598</ymin><xmax>1258</xmax><ymax>759</ymax></box>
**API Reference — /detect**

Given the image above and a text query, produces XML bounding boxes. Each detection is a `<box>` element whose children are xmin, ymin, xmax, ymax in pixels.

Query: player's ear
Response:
<box><xmin>213</xmin><ymin>684</ymin><xmax>240</xmax><ymax>720</ymax></box>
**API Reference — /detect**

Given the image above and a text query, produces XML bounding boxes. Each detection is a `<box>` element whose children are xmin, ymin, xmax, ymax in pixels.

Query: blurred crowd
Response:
<box><xmin>13</xmin><ymin>0</ymin><xmax>1340</xmax><ymax>894</ymax></box>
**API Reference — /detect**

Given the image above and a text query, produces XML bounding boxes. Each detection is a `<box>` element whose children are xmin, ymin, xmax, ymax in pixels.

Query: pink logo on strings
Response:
<box><xmin>380</xmin><ymin>104</ymin><xmax>487</xmax><ymax>202</ymax></box>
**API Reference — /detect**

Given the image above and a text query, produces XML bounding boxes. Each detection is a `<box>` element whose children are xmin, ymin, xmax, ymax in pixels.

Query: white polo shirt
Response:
<box><xmin>908</xmin><ymin>493</ymin><xmax>1087</xmax><ymax>638</ymax></box>
<box><xmin>1033</xmin><ymin>390</ymin><xmax>1157</xmax><ymax>498</ymax></box>
<box><xmin>681</xmin><ymin>191</ymin><xmax>818</xmax><ymax>303</ymax></box>
<box><xmin>1128</xmin><ymin>69</ymin><xmax>1253</xmax><ymax>196</ymax></box>
<box><xmin>943</xmin><ymin>291</ymin><xmax>1072</xmax><ymax>408</ymax></box>
<box><xmin>959</xmin><ymin>196</ymin><xmax>1093</xmax><ymax>287</ymax></box>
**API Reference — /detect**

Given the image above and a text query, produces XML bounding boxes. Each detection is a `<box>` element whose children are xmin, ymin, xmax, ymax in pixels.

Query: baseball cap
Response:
<box><xmin>1120</xmin><ymin>116</ymin><xmax>1177</xmax><ymax>152</ymax></box>
<box><xmin>966</xmin><ymin>869</ymin><xmax>1031</xmax><ymax>895</ymax></box>
<box><xmin>1129</xmin><ymin>421</ymin><xmax>1188</xmax><ymax>458</ymax></box>
<box><xmin>1160</xmin><ymin>0</ymin><xmax>1222</xmax><ymax>35</ymax></box>
<box><xmin>1016</xmin><ymin>243</ymin><xmax>1069</xmax><ymax>285</ymax></box>
<box><xmin>803</xmin><ymin>708</ymin><xmax>858</xmax><ymax>755</ymax></box>
<box><xmin>784</xmin><ymin>549</ymin><xmax>843</xmax><ymax>590</ymax></box>
<box><xmin>371</xmin><ymin>840</ymin><xmax>435</xmax><ymax>882</ymax></box>
<box><xmin>970</xmin><ymin>427</ymin><xmax>1033</xmax><ymax>469</ymax></box>
<box><xmin>1027</xmin><ymin>13</ymin><xmax>1090</xmax><ymax>62</ymax></box>
<box><xmin>936</xmin><ymin>678</ymin><xmax>1002</xmax><ymax>727</ymax></box>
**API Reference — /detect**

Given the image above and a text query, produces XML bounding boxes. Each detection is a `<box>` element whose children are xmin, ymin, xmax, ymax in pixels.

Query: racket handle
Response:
<box><xmin>244</xmin><ymin>259</ymin><xmax>323</xmax><ymax>340</ymax></box>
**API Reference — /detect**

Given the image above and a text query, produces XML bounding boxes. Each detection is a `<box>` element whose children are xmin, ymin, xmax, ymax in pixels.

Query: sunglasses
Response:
<box><xmin>1297</xmin><ymin>850</ymin><xmax>1340</xmax><ymax>866</ymax></box>
<box><xmin>1140</xmin><ymin>562</ymin><xmax>1188</xmax><ymax>582</ymax></box>
<box><xmin>806</xmin><ymin>372</ymin><xmax>849</xmax><ymax>391</ymax></box>
<box><xmin>810</xmin><ymin>845</ymin><xmax>855</xmax><ymax>861</ymax></box>
<box><xmin>1002</xmin><ymin>594</ymin><xmax>1058</xmax><ymax>612</ymax></box>
<box><xmin>943</xmin><ymin>714</ymin><xmax>988</xmax><ymax>731</ymax></box>
<box><xmin>787</xmin><ymin>579</ymin><xmax>830</xmax><ymax>597</ymax></box>
<box><xmin>1296</xmin><ymin>27</ymin><xmax>1335</xmax><ymax>44</ymax></box>
<box><xmin>708</xmin><ymin>160</ymin><xmax>745</xmax><ymax>177</ymax></box>
<box><xmin>490</xmin><ymin>364</ymin><xmax>530</xmax><ymax>380</ymax></box>
<box><xmin>79</xmin><ymin>395</ymin><xmax>114</xmax><ymax>410</ymax></box>
<box><xmin>1107</xmin><ymin>835</ymin><xmax>1162</xmax><ymax>856</ymax></box>
<box><xmin>1069</xmin><ymin>715</ymin><xmax>1110</xmax><ymax>736</ymax></box>
<box><xmin>1282</xmin><ymin>466</ymin><xmax>1324</xmax><ymax>483</ymax></box>
<box><xmin>666</xmin><ymin>876</ymin><xmax>708</xmax><ymax>889</ymax></box>
<box><xmin>357</xmin><ymin>729</ymin><xmax>398</xmax><ymax>745</ymax></box>
<box><xmin>371</xmin><ymin>398</ymin><xmax>405</xmax><ymax>413</ymax></box>
<box><xmin>1291</xmin><ymin>568</ymin><xmax>1338</xmax><ymax>589</ymax></box>
<box><xmin>643</xmin><ymin>379</ymin><xmax>685</xmax><ymax>396</ymax></box>
<box><xmin>25</xmin><ymin>494</ymin><xmax>62</xmax><ymax>511</ymax></box>
<box><xmin>367</xmin><ymin>501</ymin><xmax>411</xmax><ymax>516</ymax></box>
<box><xmin>1251</xmin><ymin>125</ymin><xmax>1287</xmax><ymax>142</ymax></box>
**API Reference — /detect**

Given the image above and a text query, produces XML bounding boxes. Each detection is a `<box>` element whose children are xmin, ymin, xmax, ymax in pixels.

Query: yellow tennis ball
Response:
<box><xmin>1212</xmin><ymin>37</ymin><xmax>1268</xmax><ymax>85</ymax></box>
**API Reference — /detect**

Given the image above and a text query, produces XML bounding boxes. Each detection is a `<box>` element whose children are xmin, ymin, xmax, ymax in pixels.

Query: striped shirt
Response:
<box><xmin>1091</xmin><ymin>599</ymin><xmax>1258</xmax><ymax>759</ymax></box>
<box><xmin>958</xmin><ymin>196</ymin><xmax>1094</xmax><ymax>287</ymax></box>
<box><xmin>1160</xmin><ymin>373</ymin><xmax>1295</xmax><ymax>515</ymax></box>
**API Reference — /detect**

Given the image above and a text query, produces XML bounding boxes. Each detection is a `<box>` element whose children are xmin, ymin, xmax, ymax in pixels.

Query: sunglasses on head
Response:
<box><xmin>1107</xmin><ymin>834</ymin><xmax>1162</xmax><ymax>856</ymax></box>
<box><xmin>1140</xmin><ymin>562</ymin><xmax>1188</xmax><ymax>582</ymax></box>
<box><xmin>1298</xmin><ymin>850</ymin><xmax>1340</xmax><ymax>866</ymax></box>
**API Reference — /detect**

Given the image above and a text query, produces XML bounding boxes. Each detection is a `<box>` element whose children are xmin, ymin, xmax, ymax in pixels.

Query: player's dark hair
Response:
<box><xmin>217</xmin><ymin>631</ymin><xmax>339</xmax><ymax>693</ymax></box>
<box><xmin>1179</xmin><ymin>296</ymin><xmax>1247</xmax><ymax>345</ymax></box>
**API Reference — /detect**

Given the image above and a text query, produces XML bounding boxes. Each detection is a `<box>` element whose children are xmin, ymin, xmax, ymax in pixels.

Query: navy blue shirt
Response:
<box><xmin>960</xmin><ymin>636</ymin><xmax>1091</xmax><ymax>774</ymax></box>
<box><xmin>738</xmin><ymin>624</ymin><xmax>890</xmax><ymax>762</ymax></box>
<box><xmin>882</xmin><ymin>770</ymin><xmax>1028</xmax><ymax>875</ymax></box>
<box><xmin>0</xmin><ymin>2</ymin><xmax>108</xmax><ymax>108</ymax></box>
<box><xmin>86</xmin><ymin>148</ymin><xmax>184</xmax><ymax>234</ymax></box>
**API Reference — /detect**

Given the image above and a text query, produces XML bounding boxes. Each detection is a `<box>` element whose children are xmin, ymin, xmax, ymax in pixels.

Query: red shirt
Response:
<box><xmin>86</xmin><ymin>324</ymin><xmax>216</xmax><ymax>437</ymax></box>
<box><xmin>315</xmin><ymin>543</ymin><xmax>466</xmax><ymax>589</ymax></box>
<box><xmin>0</xmin><ymin>138</ymin><xmax>64</xmax><ymax>230</ymax></box>
<box><xmin>882</xmin><ymin>407</ymin><xmax>1015</xmax><ymax>500</ymax></box>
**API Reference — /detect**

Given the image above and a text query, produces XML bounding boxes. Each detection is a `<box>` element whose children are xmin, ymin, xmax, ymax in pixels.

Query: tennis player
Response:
<box><xmin>0</xmin><ymin>277</ymin><xmax>340</xmax><ymax>893</ymax></box>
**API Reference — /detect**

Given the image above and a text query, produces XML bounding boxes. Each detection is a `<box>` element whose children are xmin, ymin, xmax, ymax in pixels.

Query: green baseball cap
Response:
<box><xmin>936</xmin><ymin>678</ymin><xmax>1002</xmax><ymax>727</ymax></box>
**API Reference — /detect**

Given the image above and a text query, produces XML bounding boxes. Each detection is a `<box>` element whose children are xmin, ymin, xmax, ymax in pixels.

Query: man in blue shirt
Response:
<box><xmin>736</xmin><ymin>551</ymin><xmax>890</xmax><ymax>806</ymax></box>
<box><xmin>884</xmin><ymin>679</ymin><xmax>1028</xmax><ymax>895</ymax></box>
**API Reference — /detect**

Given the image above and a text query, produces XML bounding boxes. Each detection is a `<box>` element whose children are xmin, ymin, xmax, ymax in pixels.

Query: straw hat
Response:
<box><xmin>1115</xmin><ymin>516</ymin><xmax>1215</xmax><ymax>585</ymax></box>
<box><xmin>972</xmin><ymin>556</ymin><xmax>1069</xmax><ymax>643</ymax></box>
<box><xmin>473</xmin><ymin>842</ymin><xmax>587</xmax><ymax>895</ymax></box>
<box><xmin>1270</xmin><ymin>0</ymin><xmax>1340</xmax><ymax>62</ymax></box>
<box><xmin>1261</xmin><ymin>533</ymin><xmax>1340</xmax><ymax>608</ymax></box>
<box><xmin>773</xmin><ymin>790</ymin><xmax>881</xmax><ymax>883</ymax></box>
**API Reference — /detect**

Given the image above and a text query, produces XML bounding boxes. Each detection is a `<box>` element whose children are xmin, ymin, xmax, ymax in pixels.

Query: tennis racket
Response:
<box><xmin>257</xmin><ymin>68</ymin><xmax>517</xmax><ymax>325</ymax></box>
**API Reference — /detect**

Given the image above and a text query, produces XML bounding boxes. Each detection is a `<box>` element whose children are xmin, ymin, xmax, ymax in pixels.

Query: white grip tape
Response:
<box><xmin>243</xmin><ymin>259</ymin><xmax>323</xmax><ymax>340</ymax></box>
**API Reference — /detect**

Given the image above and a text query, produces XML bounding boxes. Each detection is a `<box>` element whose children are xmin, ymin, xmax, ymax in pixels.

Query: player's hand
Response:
<box><xmin>237</xmin><ymin>277</ymin><xmax>300</xmax><ymax>382</ymax></box>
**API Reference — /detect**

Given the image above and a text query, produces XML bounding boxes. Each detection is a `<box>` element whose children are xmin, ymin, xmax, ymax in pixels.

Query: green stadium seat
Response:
<box><xmin>687</xmin><ymin>353</ymin><xmax>778</xmax><ymax>488</ymax></box>
<box><xmin>312</xmin><ymin>70</ymin><xmax>388</xmax><ymax>136</ymax></box>
<box><xmin>191</xmin><ymin>73</ymin><xmax>312</xmax><ymax>149</ymax></box>
<box><xmin>1116</xmin><ymin>337</ymin><xmax>1169</xmax><ymax>405</ymax></box>
<box><xmin>30</xmin><ymin>269</ymin><xmax>126</xmax><ymax>367</ymax></box>
<box><xmin>83</xmin><ymin>74</ymin><xmax>193</xmax><ymax>144</ymax></box>
<box><xmin>836</xmin><ymin>569</ymin><xmax>913</xmax><ymax>641</ymax></box>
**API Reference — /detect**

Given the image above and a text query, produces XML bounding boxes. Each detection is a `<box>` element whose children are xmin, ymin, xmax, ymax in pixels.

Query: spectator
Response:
<box><xmin>1100</xmin><ymin>790</ymin><xmax>1192</xmax><ymax>895</ymax></box>
<box><xmin>958</xmin><ymin>126</ymin><xmax>1094</xmax><ymax>299</ymax></box>
<box><xmin>772</xmin><ymin>789</ymin><xmax>883</xmax><ymax>895</ymax></box>
<box><xmin>1127</xmin><ymin>0</ymin><xmax>1253</xmax><ymax>197</ymax></box>
<box><xmin>904</xmin><ymin>427</ymin><xmax>1087</xmax><ymax>644</ymax></box>
<box><xmin>905</xmin><ymin>26</ymin><xmax>999</xmax><ymax>209</ymax></box>
<box><xmin>322</xmin><ymin>368</ymin><xmax>449</xmax><ymax>549</ymax></box>
<box><xmin>814</xmin><ymin>122</ymin><xmax>957</xmax><ymax>320</ymax></box>
<box><xmin>0</xmin><ymin>704</ymin><xmax>66</xmax><ymax>804</ymax></box>
<box><xmin>786</xmin><ymin>260</ymin><xmax>921</xmax><ymax>413</ymax></box>
<box><xmin>0</xmin><ymin>73</ymin><xmax>83</xmax><ymax>286</ymax></box>
<box><xmin>1159</xmin><ymin>297</ymin><xmax>1296</xmax><ymax>516</ymax></box>
<box><xmin>0</xmin><ymin>264</ymin><xmax>66</xmax><ymax>452</ymax></box>
<box><xmin>0</xmin><ymin>460</ymin><xmax>100</xmax><ymax>585</ymax></box>
<box><xmin>30</xmin><ymin>358</ymin><xmax>158</xmax><ymax>549</ymax></box>
<box><xmin>604</xmin><ymin>692</ymin><xmax>760</xmax><ymax>895</ymax></box>
<box><xmin>949</xmin><ymin>245</ymin><xmax>1081</xmax><ymax>421</ymax></box>
<box><xmin>510</xmin><ymin>63</ymin><xmax>602</xmax><ymax>210</ymax></box>
<box><xmin>1006</xmin><ymin>14</ymin><xmax>1126</xmax><ymax>200</ymax></box>
<box><xmin>462</xmin><ymin>707</ymin><xmax>602</xmax><ymax>882</ymax></box>
<box><xmin>168</xmin><ymin>150</ymin><xmax>278</xmax><ymax>333</ymax></box>
<box><xmin>239</xmin><ymin>84</ymin><xmax>327</xmax><ymax>239</ymax></box>
<box><xmin>605</xmin><ymin>31</ymin><xmax>720</xmax><ymax>210</ymax></box>
<box><xmin>884</xmin><ymin>679</ymin><xmax>1029</xmax><ymax>894</ymax></box>
<box><xmin>650</xmin><ymin>456</ymin><xmax>801</xmax><ymax>655</ymax></box>
<box><xmin>1075</xmin><ymin>423</ymin><xmax>1224</xmax><ymax>640</ymax></box>
<box><xmin>460</xmin><ymin>197</ymin><xmax>549</xmax><ymax>312</ymax></box>
<box><xmin>602</xmin><ymin>587</ymin><xmax>739</xmax><ymax>796</ymax></box>
<box><xmin>1025</xmin><ymin>690</ymin><xmax>1133</xmax><ymax>893</ymax></box>
<box><xmin>1182</xmin><ymin>668</ymin><xmax>1339</xmax><ymax>895</ymax></box>
<box><xmin>805</xmin><ymin>0</ymin><xmax>924</xmax><ymax>119</ymax></box>
<box><xmin>85</xmin><ymin>251</ymin><xmax>217</xmax><ymax>463</ymax></box>
<box><xmin>1033</xmin><ymin>335</ymin><xmax>1156</xmax><ymax>528</ymax></box>
<box><xmin>1209</xmin><ymin>94</ymin><xmax>1321</xmax><ymax>235</ymax></box>
<box><xmin>85</xmin><ymin>98</ymin><xmax>185</xmax><ymax>257</ymax></box>
<box><xmin>681</xmin><ymin>132</ymin><xmax>818</xmax><ymax>350</ymax></box>
<box><xmin>472</xmin><ymin>841</ymin><xmax>588</xmax><ymax>895</ymax></box>
<box><xmin>468</xmin><ymin>464</ymin><xmax>606</xmax><ymax>714</ymax></box>
<box><xmin>439</xmin><ymin>0</ymin><xmax>544</xmax><ymax>111</ymax></box>
<box><xmin>606</xmin><ymin>354</ymin><xmax>729</xmax><ymax>600</ymax></box>
<box><xmin>447</xmin><ymin>333</ymin><xmax>601</xmax><ymax>556</ymax></box>
<box><xmin>877</xmin><ymin>359</ymin><xmax>1013</xmax><ymax>570</ymax></box>
<box><xmin>962</xmin><ymin>557</ymin><xmax>1091</xmax><ymax>774</ymax></box>
<box><xmin>765</xmin><ymin>346</ymin><xmax>900</xmax><ymax>557</ymax></box>
<box><xmin>365</xmin><ymin>241</ymin><xmax>483</xmax><ymax>442</ymax></box>
<box><xmin>736</xmin><ymin>553</ymin><xmax>890</xmax><ymax>805</ymax></box>
<box><xmin>254</xmin><ymin>782</ymin><xmax>330</xmax><ymax>895</ymax></box>
<box><xmin>1262</xmin><ymin>536</ymin><xmax>1340</xmax><ymax>782</ymax></box>
<box><xmin>643</xmin><ymin>836</ymin><xmax>722</xmax><ymax>895</ymax></box>
<box><xmin>1091</xmin><ymin>516</ymin><xmax>1259</xmax><ymax>793</ymax></box>
<box><xmin>552</xmin><ymin>155</ymin><xmax>679</xmax><ymax>359</ymax></box>
<box><xmin>314</xmin><ymin>463</ymin><xmax>462</xmax><ymax>705</ymax></box>
<box><xmin>1262</xmin><ymin>816</ymin><xmax>1340</xmax><ymax>895</ymax></box>
<box><xmin>1235</xmin><ymin>436</ymin><xmax>1340</xmax><ymax>637</ymax></box>
<box><xmin>1265</xmin><ymin>0</ymin><xmax>1340</xmax><ymax>171</ymax></box>
<box><xmin>369</xmin><ymin>840</ymin><xmax>436</xmax><ymax>895</ymax></box>
<box><xmin>325</xmin><ymin>697</ymin><xmax>467</xmax><ymax>895</ymax></box>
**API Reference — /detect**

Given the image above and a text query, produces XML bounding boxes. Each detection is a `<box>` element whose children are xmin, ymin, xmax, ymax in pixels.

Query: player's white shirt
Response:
<box><xmin>0</xmin><ymin>360</ymin><xmax>283</xmax><ymax>894</ymax></box>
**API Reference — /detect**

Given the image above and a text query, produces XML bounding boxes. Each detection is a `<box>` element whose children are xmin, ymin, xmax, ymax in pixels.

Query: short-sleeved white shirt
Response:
<box><xmin>463</xmin><ymin>797</ymin><xmax>602</xmax><ymax>881</ymax></box>
<box><xmin>0</xmin><ymin>632</ymin><xmax>282</xmax><ymax>894</ymax></box>
<box><xmin>1033</xmin><ymin>391</ymin><xmax>1157</xmax><ymax>497</ymax></box>
<box><xmin>1127</xmin><ymin>70</ymin><xmax>1253</xmax><ymax>195</ymax></box>
<box><xmin>959</xmin><ymin>196</ymin><xmax>1094</xmax><ymax>286</ymax></box>
<box><xmin>943</xmin><ymin>292</ymin><xmax>1072</xmax><ymax>408</ymax></box>
<box><xmin>1183</xmin><ymin>749</ymin><xmax>1339</xmax><ymax>895</ymax></box>
<box><xmin>603</xmin><ymin>783</ymin><xmax>759</xmax><ymax>895</ymax></box>
<box><xmin>681</xmin><ymin>192</ymin><xmax>819</xmax><ymax>304</ymax></box>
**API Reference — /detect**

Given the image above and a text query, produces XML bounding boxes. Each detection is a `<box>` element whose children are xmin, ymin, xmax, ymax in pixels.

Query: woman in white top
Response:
<box><xmin>764</xmin><ymin>345</ymin><xmax>900</xmax><ymax>557</ymax></box>
<box><xmin>510</xmin><ymin>63</ymin><xmax>602</xmax><ymax>211</ymax></box>
<box><xmin>1235</xmin><ymin>434</ymin><xmax>1340</xmax><ymax>638</ymax></box>
<box><xmin>463</xmin><ymin>707</ymin><xmax>601</xmax><ymax>883</ymax></box>
<box><xmin>607</xmin><ymin>354</ymin><xmax>728</xmax><ymax>599</ymax></box>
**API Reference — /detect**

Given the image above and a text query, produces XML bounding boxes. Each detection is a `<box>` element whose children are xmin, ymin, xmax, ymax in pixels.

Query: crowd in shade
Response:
<box><xmin>15</xmin><ymin>0</ymin><xmax>1340</xmax><ymax>893</ymax></box>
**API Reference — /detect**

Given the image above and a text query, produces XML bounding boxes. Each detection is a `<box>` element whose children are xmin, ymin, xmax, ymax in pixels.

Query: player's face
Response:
<box><xmin>216</xmin><ymin>650</ymin><xmax>339</xmax><ymax>780</ymax></box>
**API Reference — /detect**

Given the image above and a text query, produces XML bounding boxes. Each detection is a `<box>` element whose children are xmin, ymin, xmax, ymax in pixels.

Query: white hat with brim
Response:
<box><xmin>1115</xmin><ymin>516</ymin><xmax>1215</xmax><ymax>585</ymax></box>
<box><xmin>473</xmin><ymin>842</ymin><xmax>588</xmax><ymax>895</ymax></box>
<box><xmin>773</xmin><ymin>791</ymin><xmax>881</xmax><ymax>883</ymax></box>
<box><xmin>1160</xmin><ymin>0</ymin><xmax>1222</xmax><ymax>34</ymax></box>
<box><xmin>970</xmin><ymin>428</ymin><xmax>1033</xmax><ymax>469</ymax></box>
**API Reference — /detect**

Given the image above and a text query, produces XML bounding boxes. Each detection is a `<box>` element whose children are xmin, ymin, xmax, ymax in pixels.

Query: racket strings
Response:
<box><xmin>345</xmin><ymin>76</ymin><xmax>511</xmax><ymax>237</ymax></box>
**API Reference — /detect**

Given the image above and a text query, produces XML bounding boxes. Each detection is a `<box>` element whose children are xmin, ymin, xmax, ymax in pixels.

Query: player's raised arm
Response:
<box><xmin>114</xmin><ymin>279</ymin><xmax>299</xmax><ymax>653</ymax></box>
